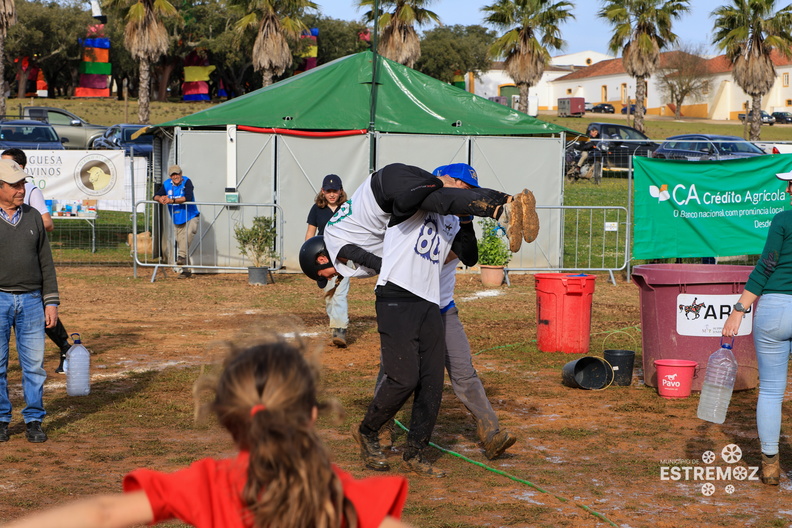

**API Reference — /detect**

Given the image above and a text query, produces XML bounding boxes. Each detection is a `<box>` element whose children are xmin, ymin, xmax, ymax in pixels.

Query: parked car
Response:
<box><xmin>0</xmin><ymin>120</ymin><xmax>65</xmax><ymax>150</ymax></box>
<box><xmin>23</xmin><ymin>106</ymin><xmax>107</xmax><ymax>149</ymax></box>
<box><xmin>620</xmin><ymin>104</ymin><xmax>645</xmax><ymax>114</ymax></box>
<box><xmin>591</xmin><ymin>103</ymin><xmax>615</xmax><ymax>113</ymax></box>
<box><xmin>653</xmin><ymin>134</ymin><xmax>766</xmax><ymax>160</ymax></box>
<box><xmin>584</xmin><ymin>101</ymin><xmax>593</xmax><ymax>112</ymax></box>
<box><xmin>93</xmin><ymin>124</ymin><xmax>153</xmax><ymax>157</ymax></box>
<box><xmin>581</xmin><ymin>122</ymin><xmax>659</xmax><ymax>169</ymax></box>
<box><xmin>771</xmin><ymin>111</ymin><xmax>792</xmax><ymax>124</ymax></box>
<box><xmin>737</xmin><ymin>110</ymin><xmax>775</xmax><ymax>125</ymax></box>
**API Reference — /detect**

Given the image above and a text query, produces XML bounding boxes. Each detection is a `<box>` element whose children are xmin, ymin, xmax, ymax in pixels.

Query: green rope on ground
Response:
<box><xmin>474</xmin><ymin>324</ymin><xmax>642</xmax><ymax>356</ymax></box>
<box><xmin>393</xmin><ymin>420</ymin><xmax>618</xmax><ymax>527</ymax></box>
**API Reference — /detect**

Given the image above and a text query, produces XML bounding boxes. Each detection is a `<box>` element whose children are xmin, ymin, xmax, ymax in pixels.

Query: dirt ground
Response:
<box><xmin>0</xmin><ymin>267</ymin><xmax>790</xmax><ymax>528</ymax></box>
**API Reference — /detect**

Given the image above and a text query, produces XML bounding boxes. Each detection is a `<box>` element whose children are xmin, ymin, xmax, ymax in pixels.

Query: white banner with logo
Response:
<box><xmin>676</xmin><ymin>293</ymin><xmax>752</xmax><ymax>337</ymax></box>
<box><xmin>25</xmin><ymin>150</ymin><xmax>125</xmax><ymax>201</ymax></box>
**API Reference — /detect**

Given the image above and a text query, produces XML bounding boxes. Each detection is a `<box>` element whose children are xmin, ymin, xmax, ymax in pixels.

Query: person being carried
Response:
<box><xmin>153</xmin><ymin>165</ymin><xmax>200</xmax><ymax>279</ymax></box>
<box><xmin>0</xmin><ymin>335</ymin><xmax>411</xmax><ymax>528</ymax></box>
<box><xmin>305</xmin><ymin>174</ymin><xmax>351</xmax><ymax>347</ymax></box>
<box><xmin>1</xmin><ymin>148</ymin><xmax>72</xmax><ymax>373</ymax></box>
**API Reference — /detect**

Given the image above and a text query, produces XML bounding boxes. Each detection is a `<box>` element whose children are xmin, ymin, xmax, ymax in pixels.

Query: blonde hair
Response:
<box><xmin>194</xmin><ymin>337</ymin><xmax>356</xmax><ymax>528</ymax></box>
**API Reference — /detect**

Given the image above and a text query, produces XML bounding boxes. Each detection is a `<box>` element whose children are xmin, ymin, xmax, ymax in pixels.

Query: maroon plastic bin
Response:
<box><xmin>631</xmin><ymin>264</ymin><xmax>758</xmax><ymax>391</ymax></box>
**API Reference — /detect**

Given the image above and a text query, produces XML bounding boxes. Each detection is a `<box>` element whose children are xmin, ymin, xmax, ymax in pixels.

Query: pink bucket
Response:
<box><xmin>653</xmin><ymin>359</ymin><xmax>698</xmax><ymax>399</ymax></box>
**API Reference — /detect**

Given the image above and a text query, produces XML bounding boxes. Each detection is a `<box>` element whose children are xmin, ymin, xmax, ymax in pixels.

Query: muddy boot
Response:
<box><xmin>483</xmin><ymin>430</ymin><xmax>517</xmax><ymax>460</ymax></box>
<box><xmin>55</xmin><ymin>346</ymin><xmax>69</xmax><ymax>374</ymax></box>
<box><xmin>351</xmin><ymin>424</ymin><xmax>390</xmax><ymax>471</ymax></box>
<box><xmin>332</xmin><ymin>328</ymin><xmax>347</xmax><ymax>348</ymax></box>
<box><xmin>518</xmin><ymin>189</ymin><xmax>540</xmax><ymax>243</ymax></box>
<box><xmin>761</xmin><ymin>453</ymin><xmax>780</xmax><ymax>485</ymax></box>
<box><xmin>403</xmin><ymin>448</ymin><xmax>446</xmax><ymax>478</ymax></box>
<box><xmin>379</xmin><ymin>419</ymin><xmax>397</xmax><ymax>450</ymax></box>
<box><xmin>497</xmin><ymin>199</ymin><xmax>523</xmax><ymax>253</ymax></box>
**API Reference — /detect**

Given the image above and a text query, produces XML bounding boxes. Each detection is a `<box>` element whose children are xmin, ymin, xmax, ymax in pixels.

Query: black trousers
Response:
<box><xmin>45</xmin><ymin>318</ymin><xmax>70</xmax><ymax>353</ymax></box>
<box><xmin>372</xmin><ymin>163</ymin><xmax>511</xmax><ymax>226</ymax></box>
<box><xmin>361</xmin><ymin>295</ymin><xmax>446</xmax><ymax>453</ymax></box>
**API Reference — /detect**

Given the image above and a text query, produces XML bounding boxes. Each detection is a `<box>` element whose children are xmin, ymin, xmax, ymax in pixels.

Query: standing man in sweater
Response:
<box><xmin>154</xmin><ymin>165</ymin><xmax>200</xmax><ymax>278</ymax></box>
<box><xmin>0</xmin><ymin>159</ymin><xmax>59</xmax><ymax>443</ymax></box>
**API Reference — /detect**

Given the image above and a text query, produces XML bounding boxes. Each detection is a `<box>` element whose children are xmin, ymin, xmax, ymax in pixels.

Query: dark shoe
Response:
<box><xmin>379</xmin><ymin>419</ymin><xmax>398</xmax><ymax>450</ymax></box>
<box><xmin>518</xmin><ymin>189</ymin><xmax>540</xmax><ymax>243</ymax></box>
<box><xmin>483</xmin><ymin>430</ymin><xmax>517</xmax><ymax>460</ymax></box>
<box><xmin>0</xmin><ymin>422</ymin><xmax>9</xmax><ymax>442</ymax></box>
<box><xmin>332</xmin><ymin>328</ymin><xmax>347</xmax><ymax>348</ymax></box>
<box><xmin>498</xmin><ymin>199</ymin><xmax>523</xmax><ymax>253</ymax></box>
<box><xmin>761</xmin><ymin>453</ymin><xmax>780</xmax><ymax>485</ymax></box>
<box><xmin>55</xmin><ymin>349</ymin><xmax>68</xmax><ymax>374</ymax></box>
<box><xmin>403</xmin><ymin>451</ymin><xmax>446</xmax><ymax>478</ymax></box>
<box><xmin>176</xmin><ymin>256</ymin><xmax>186</xmax><ymax>266</ymax></box>
<box><xmin>177</xmin><ymin>270</ymin><xmax>192</xmax><ymax>279</ymax></box>
<box><xmin>25</xmin><ymin>421</ymin><xmax>48</xmax><ymax>443</ymax></box>
<box><xmin>351</xmin><ymin>424</ymin><xmax>389</xmax><ymax>471</ymax></box>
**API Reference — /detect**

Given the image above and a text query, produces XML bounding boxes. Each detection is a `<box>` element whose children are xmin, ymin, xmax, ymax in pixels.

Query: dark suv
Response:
<box><xmin>581</xmin><ymin>122</ymin><xmax>659</xmax><ymax>169</ymax></box>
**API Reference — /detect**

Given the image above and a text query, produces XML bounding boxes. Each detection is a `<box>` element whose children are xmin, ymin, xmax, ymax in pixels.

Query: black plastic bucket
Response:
<box><xmin>561</xmin><ymin>357</ymin><xmax>613</xmax><ymax>390</ymax></box>
<box><xmin>603</xmin><ymin>349</ymin><xmax>635</xmax><ymax>386</ymax></box>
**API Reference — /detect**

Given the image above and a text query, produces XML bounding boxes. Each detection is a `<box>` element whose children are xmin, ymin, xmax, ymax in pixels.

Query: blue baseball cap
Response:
<box><xmin>322</xmin><ymin>174</ymin><xmax>343</xmax><ymax>190</ymax></box>
<box><xmin>432</xmin><ymin>163</ymin><xmax>480</xmax><ymax>188</ymax></box>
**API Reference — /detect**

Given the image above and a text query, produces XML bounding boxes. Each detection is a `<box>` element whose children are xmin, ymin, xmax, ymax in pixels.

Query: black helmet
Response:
<box><xmin>299</xmin><ymin>235</ymin><xmax>333</xmax><ymax>280</ymax></box>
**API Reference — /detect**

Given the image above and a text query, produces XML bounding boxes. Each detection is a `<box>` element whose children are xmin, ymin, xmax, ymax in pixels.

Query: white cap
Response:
<box><xmin>776</xmin><ymin>170</ymin><xmax>792</xmax><ymax>181</ymax></box>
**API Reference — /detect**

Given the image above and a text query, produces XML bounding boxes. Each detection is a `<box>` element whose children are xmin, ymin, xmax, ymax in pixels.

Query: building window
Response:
<box><xmin>702</xmin><ymin>81</ymin><xmax>709</xmax><ymax>95</ymax></box>
<box><xmin>586</xmin><ymin>58</ymin><xmax>592</xmax><ymax>65</ymax></box>
<box><xmin>620</xmin><ymin>83</ymin><xmax>628</xmax><ymax>103</ymax></box>
<box><xmin>787</xmin><ymin>99</ymin><xmax>792</xmax><ymax>106</ymax></box>
<box><xmin>784</xmin><ymin>73</ymin><xmax>790</xmax><ymax>87</ymax></box>
<box><xmin>601</xmin><ymin>86</ymin><xmax>608</xmax><ymax>102</ymax></box>
<box><xmin>566</xmin><ymin>88</ymin><xmax>572</xmax><ymax>94</ymax></box>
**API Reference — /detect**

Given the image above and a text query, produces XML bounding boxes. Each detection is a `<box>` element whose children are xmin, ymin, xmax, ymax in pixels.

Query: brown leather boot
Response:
<box><xmin>761</xmin><ymin>453</ymin><xmax>780</xmax><ymax>485</ymax></box>
<box><xmin>350</xmin><ymin>424</ymin><xmax>389</xmax><ymax>471</ymax></box>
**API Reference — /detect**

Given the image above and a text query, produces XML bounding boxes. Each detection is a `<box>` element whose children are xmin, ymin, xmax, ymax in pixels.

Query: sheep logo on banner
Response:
<box><xmin>75</xmin><ymin>153</ymin><xmax>118</xmax><ymax>196</ymax></box>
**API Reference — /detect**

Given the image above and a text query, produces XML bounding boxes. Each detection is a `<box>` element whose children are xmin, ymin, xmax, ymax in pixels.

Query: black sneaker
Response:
<box><xmin>0</xmin><ymin>422</ymin><xmax>9</xmax><ymax>442</ymax></box>
<box><xmin>350</xmin><ymin>424</ymin><xmax>389</xmax><ymax>471</ymax></box>
<box><xmin>403</xmin><ymin>451</ymin><xmax>446</xmax><ymax>478</ymax></box>
<box><xmin>25</xmin><ymin>421</ymin><xmax>47</xmax><ymax>443</ymax></box>
<box><xmin>483</xmin><ymin>430</ymin><xmax>517</xmax><ymax>460</ymax></box>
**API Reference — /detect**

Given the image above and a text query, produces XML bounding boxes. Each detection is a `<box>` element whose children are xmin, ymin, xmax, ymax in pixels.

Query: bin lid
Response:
<box><xmin>631</xmin><ymin>264</ymin><xmax>754</xmax><ymax>285</ymax></box>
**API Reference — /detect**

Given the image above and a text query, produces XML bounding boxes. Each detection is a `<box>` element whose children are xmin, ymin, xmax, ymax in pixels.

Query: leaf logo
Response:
<box><xmin>649</xmin><ymin>184</ymin><xmax>670</xmax><ymax>202</ymax></box>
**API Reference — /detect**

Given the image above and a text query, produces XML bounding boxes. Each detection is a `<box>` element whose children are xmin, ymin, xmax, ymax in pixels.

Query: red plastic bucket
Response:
<box><xmin>535</xmin><ymin>273</ymin><xmax>596</xmax><ymax>354</ymax></box>
<box><xmin>654</xmin><ymin>359</ymin><xmax>698</xmax><ymax>399</ymax></box>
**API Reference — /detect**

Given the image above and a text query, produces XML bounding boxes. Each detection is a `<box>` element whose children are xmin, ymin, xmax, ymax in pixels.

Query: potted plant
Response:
<box><xmin>477</xmin><ymin>218</ymin><xmax>511</xmax><ymax>287</ymax></box>
<box><xmin>234</xmin><ymin>216</ymin><xmax>277</xmax><ymax>285</ymax></box>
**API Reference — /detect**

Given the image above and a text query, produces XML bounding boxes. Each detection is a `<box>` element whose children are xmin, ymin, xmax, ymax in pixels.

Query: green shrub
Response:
<box><xmin>477</xmin><ymin>218</ymin><xmax>511</xmax><ymax>266</ymax></box>
<box><xmin>234</xmin><ymin>216</ymin><xmax>276</xmax><ymax>268</ymax></box>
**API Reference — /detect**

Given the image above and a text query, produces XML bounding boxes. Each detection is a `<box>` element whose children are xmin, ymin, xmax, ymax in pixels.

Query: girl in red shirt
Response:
<box><xmin>2</xmin><ymin>337</ymin><xmax>409</xmax><ymax>528</ymax></box>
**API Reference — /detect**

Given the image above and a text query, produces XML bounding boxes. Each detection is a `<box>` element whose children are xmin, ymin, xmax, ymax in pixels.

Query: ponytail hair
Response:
<box><xmin>194</xmin><ymin>336</ymin><xmax>357</xmax><ymax>528</ymax></box>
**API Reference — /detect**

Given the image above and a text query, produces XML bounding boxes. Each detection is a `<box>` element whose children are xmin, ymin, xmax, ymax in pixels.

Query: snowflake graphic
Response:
<box><xmin>732</xmin><ymin>466</ymin><xmax>748</xmax><ymax>480</ymax></box>
<box><xmin>701</xmin><ymin>482</ymin><xmax>715</xmax><ymax>496</ymax></box>
<box><xmin>702</xmin><ymin>451</ymin><xmax>716</xmax><ymax>464</ymax></box>
<box><xmin>725</xmin><ymin>485</ymin><xmax>735</xmax><ymax>494</ymax></box>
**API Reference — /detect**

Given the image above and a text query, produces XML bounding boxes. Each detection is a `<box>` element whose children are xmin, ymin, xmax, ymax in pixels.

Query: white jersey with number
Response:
<box><xmin>376</xmin><ymin>212</ymin><xmax>459</xmax><ymax>305</ymax></box>
<box><xmin>323</xmin><ymin>174</ymin><xmax>388</xmax><ymax>278</ymax></box>
<box><xmin>439</xmin><ymin>257</ymin><xmax>459</xmax><ymax>310</ymax></box>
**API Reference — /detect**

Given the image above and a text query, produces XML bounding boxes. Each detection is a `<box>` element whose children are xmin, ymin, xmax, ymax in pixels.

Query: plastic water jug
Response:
<box><xmin>697</xmin><ymin>340</ymin><xmax>738</xmax><ymax>424</ymax></box>
<box><xmin>65</xmin><ymin>333</ymin><xmax>91</xmax><ymax>396</ymax></box>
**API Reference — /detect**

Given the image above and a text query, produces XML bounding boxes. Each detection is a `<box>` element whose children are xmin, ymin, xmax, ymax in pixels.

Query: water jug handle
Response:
<box><xmin>720</xmin><ymin>336</ymin><xmax>734</xmax><ymax>349</ymax></box>
<box><xmin>70</xmin><ymin>333</ymin><xmax>81</xmax><ymax>344</ymax></box>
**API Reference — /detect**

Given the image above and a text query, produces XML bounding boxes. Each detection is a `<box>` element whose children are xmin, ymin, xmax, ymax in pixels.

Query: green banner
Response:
<box><xmin>633</xmin><ymin>154</ymin><xmax>792</xmax><ymax>259</ymax></box>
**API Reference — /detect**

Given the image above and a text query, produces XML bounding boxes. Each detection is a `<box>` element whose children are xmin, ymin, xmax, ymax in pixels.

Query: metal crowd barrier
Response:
<box><xmin>130</xmin><ymin>201</ymin><xmax>284</xmax><ymax>282</ymax></box>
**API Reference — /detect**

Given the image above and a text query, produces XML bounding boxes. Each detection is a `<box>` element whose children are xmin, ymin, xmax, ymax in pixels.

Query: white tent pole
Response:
<box><xmin>226</xmin><ymin>125</ymin><xmax>237</xmax><ymax>193</ymax></box>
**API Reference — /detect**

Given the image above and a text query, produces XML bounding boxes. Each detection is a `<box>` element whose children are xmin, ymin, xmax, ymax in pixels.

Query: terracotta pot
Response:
<box><xmin>480</xmin><ymin>265</ymin><xmax>505</xmax><ymax>287</ymax></box>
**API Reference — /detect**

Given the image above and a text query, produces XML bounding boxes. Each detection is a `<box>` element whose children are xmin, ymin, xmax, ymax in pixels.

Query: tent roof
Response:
<box><xmin>157</xmin><ymin>51</ymin><xmax>575</xmax><ymax>136</ymax></box>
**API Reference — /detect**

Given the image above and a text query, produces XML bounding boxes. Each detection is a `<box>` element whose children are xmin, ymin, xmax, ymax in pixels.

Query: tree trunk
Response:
<box><xmin>16</xmin><ymin>67</ymin><xmax>29</xmax><ymax>99</ymax></box>
<box><xmin>634</xmin><ymin>76</ymin><xmax>647</xmax><ymax>133</ymax></box>
<box><xmin>518</xmin><ymin>82</ymin><xmax>529</xmax><ymax>114</ymax></box>
<box><xmin>261</xmin><ymin>67</ymin><xmax>274</xmax><ymax>88</ymax></box>
<box><xmin>156</xmin><ymin>61</ymin><xmax>176</xmax><ymax>102</ymax></box>
<box><xmin>750</xmin><ymin>95</ymin><xmax>762</xmax><ymax>141</ymax></box>
<box><xmin>138</xmin><ymin>58</ymin><xmax>151</xmax><ymax>124</ymax></box>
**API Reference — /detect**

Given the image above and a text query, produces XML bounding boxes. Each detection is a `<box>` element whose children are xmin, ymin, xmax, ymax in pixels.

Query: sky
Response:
<box><xmin>316</xmin><ymin>0</ymin><xmax>725</xmax><ymax>57</ymax></box>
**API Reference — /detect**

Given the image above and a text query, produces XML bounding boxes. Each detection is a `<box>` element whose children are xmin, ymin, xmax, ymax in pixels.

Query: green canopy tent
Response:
<box><xmin>152</xmin><ymin>51</ymin><xmax>571</xmax><ymax>273</ymax></box>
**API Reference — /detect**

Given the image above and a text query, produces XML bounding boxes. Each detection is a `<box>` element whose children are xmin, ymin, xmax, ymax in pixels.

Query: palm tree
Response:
<box><xmin>233</xmin><ymin>0</ymin><xmax>317</xmax><ymax>87</ymax></box>
<box><xmin>482</xmin><ymin>0</ymin><xmax>574</xmax><ymax>114</ymax></box>
<box><xmin>0</xmin><ymin>0</ymin><xmax>16</xmax><ymax>116</ymax></box>
<box><xmin>712</xmin><ymin>0</ymin><xmax>792</xmax><ymax>141</ymax></box>
<box><xmin>106</xmin><ymin>0</ymin><xmax>178</xmax><ymax>124</ymax></box>
<box><xmin>358</xmin><ymin>0</ymin><xmax>440</xmax><ymax>68</ymax></box>
<box><xmin>599</xmin><ymin>0</ymin><xmax>690</xmax><ymax>133</ymax></box>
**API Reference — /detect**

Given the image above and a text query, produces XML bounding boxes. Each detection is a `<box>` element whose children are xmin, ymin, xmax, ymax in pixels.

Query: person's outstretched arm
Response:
<box><xmin>1</xmin><ymin>491</ymin><xmax>154</xmax><ymax>528</ymax></box>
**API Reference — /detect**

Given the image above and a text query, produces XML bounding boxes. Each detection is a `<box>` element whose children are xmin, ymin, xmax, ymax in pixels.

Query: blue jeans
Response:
<box><xmin>325</xmin><ymin>275</ymin><xmax>349</xmax><ymax>329</ymax></box>
<box><xmin>754</xmin><ymin>294</ymin><xmax>792</xmax><ymax>456</ymax></box>
<box><xmin>0</xmin><ymin>291</ymin><xmax>47</xmax><ymax>423</ymax></box>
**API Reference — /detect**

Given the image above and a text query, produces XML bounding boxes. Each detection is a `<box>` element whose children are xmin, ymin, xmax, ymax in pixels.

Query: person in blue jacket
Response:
<box><xmin>154</xmin><ymin>165</ymin><xmax>200</xmax><ymax>278</ymax></box>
